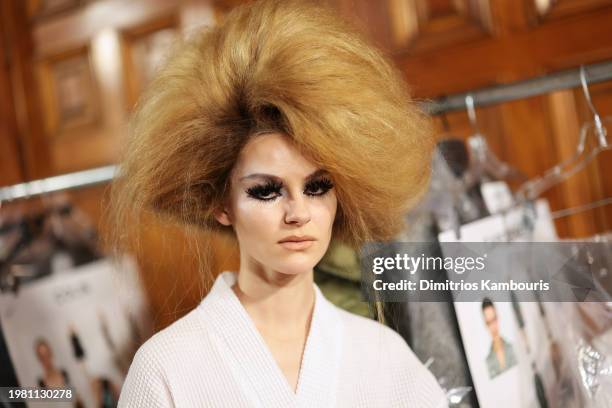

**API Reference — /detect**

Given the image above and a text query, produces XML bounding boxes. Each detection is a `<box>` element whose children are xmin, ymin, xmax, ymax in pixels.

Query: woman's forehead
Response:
<box><xmin>234</xmin><ymin>133</ymin><xmax>320</xmax><ymax>179</ymax></box>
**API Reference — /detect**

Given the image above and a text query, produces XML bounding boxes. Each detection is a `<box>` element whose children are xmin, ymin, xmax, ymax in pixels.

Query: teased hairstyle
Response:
<box><xmin>107</xmin><ymin>0</ymin><xmax>433</xmax><ymax>265</ymax></box>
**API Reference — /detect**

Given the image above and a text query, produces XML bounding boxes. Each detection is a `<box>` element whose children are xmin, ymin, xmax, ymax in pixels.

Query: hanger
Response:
<box><xmin>446</xmin><ymin>95</ymin><xmax>535</xmax><ymax>239</ymax></box>
<box><xmin>463</xmin><ymin>94</ymin><xmax>527</xmax><ymax>187</ymax></box>
<box><xmin>518</xmin><ymin>65</ymin><xmax>611</xmax><ymax>202</ymax></box>
<box><xmin>550</xmin><ymin>198</ymin><xmax>612</xmax><ymax>221</ymax></box>
<box><xmin>431</xmin><ymin>97</ymin><xmax>525</xmax><ymax>239</ymax></box>
<box><xmin>429</xmin><ymin>110</ymin><xmax>474</xmax><ymax>239</ymax></box>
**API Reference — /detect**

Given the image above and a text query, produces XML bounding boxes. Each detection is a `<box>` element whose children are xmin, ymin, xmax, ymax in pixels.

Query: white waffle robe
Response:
<box><xmin>118</xmin><ymin>271</ymin><xmax>447</xmax><ymax>407</ymax></box>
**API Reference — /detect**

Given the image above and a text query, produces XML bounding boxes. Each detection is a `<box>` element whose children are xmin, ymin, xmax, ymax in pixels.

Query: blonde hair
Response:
<box><xmin>106</xmin><ymin>0</ymin><xmax>433</xmax><ymax>320</ymax></box>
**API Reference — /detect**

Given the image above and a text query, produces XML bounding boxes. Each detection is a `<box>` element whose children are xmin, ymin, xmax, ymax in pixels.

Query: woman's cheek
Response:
<box><xmin>242</xmin><ymin>201</ymin><xmax>281</xmax><ymax>235</ymax></box>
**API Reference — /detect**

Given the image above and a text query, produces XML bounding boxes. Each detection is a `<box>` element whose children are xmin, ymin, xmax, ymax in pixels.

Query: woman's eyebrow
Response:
<box><xmin>239</xmin><ymin>169</ymin><xmax>328</xmax><ymax>182</ymax></box>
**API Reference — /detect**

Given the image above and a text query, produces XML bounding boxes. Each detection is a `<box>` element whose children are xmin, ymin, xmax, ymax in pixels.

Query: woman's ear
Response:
<box><xmin>213</xmin><ymin>206</ymin><xmax>232</xmax><ymax>226</ymax></box>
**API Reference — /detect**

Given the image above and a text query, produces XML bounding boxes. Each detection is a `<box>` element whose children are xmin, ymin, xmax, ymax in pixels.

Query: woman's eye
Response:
<box><xmin>305</xmin><ymin>178</ymin><xmax>334</xmax><ymax>196</ymax></box>
<box><xmin>246</xmin><ymin>181</ymin><xmax>282</xmax><ymax>201</ymax></box>
<box><xmin>245</xmin><ymin>178</ymin><xmax>334</xmax><ymax>200</ymax></box>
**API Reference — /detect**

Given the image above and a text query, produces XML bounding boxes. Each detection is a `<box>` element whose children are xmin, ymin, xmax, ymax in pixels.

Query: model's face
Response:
<box><xmin>36</xmin><ymin>342</ymin><xmax>53</xmax><ymax>370</ymax></box>
<box><xmin>483</xmin><ymin>306</ymin><xmax>499</xmax><ymax>339</ymax></box>
<box><xmin>216</xmin><ymin>132</ymin><xmax>337</xmax><ymax>275</ymax></box>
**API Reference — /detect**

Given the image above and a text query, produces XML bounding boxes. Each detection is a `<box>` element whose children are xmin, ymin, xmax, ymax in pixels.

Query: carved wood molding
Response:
<box><xmin>36</xmin><ymin>46</ymin><xmax>100</xmax><ymax>141</ymax></box>
<box><xmin>395</xmin><ymin>6</ymin><xmax>612</xmax><ymax>98</ymax></box>
<box><xmin>119</xmin><ymin>13</ymin><xmax>179</xmax><ymax>110</ymax></box>
<box><xmin>388</xmin><ymin>0</ymin><xmax>494</xmax><ymax>54</ymax></box>
<box><xmin>526</xmin><ymin>0</ymin><xmax>612</xmax><ymax>25</ymax></box>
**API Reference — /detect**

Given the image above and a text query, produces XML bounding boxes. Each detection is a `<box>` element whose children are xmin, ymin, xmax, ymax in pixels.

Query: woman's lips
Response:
<box><xmin>278</xmin><ymin>237</ymin><xmax>315</xmax><ymax>250</ymax></box>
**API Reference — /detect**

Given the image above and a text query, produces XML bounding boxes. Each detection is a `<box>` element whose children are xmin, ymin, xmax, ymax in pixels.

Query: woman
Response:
<box><xmin>35</xmin><ymin>338</ymin><xmax>70</xmax><ymax>389</ymax></box>
<box><xmin>111</xmin><ymin>0</ymin><xmax>446</xmax><ymax>406</ymax></box>
<box><xmin>34</xmin><ymin>338</ymin><xmax>85</xmax><ymax>408</ymax></box>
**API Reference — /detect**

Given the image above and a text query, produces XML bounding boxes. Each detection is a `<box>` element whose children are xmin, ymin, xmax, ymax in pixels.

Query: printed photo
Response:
<box><xmin>0</xmin><ymin>257</ymin><xmax>151</xmax><ymax>408</ymax></box>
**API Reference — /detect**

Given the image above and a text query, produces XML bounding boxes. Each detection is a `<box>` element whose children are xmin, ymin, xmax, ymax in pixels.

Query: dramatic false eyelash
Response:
<box><xmin>304</xmin><ymin>177</ymin><xmax>334</xmax><ymax>196</ymax></box>
<box><xmin>245</xmin><ymin>180</ymin><xmax>283</xmax><ymax>201</ymax></box>
<box><xmin>245</xmin><ymin>177</ymin><xmax>335</xmax><ymax>202</ymax></box>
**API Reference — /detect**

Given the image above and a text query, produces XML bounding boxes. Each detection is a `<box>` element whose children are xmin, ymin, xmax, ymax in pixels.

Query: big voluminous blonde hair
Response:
<box><xmin>107</xmin><ymin>0</ymin><xmax>433</xmax><ymax>281</ymax></box>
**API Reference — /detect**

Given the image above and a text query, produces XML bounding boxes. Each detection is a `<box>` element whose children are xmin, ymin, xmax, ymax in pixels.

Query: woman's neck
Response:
<box><xmin>232</xmin><ymin>263</ymin><xmax>315</xmax><ymax>339</ymax></box>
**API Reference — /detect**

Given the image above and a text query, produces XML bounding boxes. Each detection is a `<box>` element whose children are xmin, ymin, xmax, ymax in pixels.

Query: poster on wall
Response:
<box><xmin>0</xmin><ymin>256</ymin><xmax>151</xmax><ymax>408</ymax></box>
<box><xmin>438</xmin><ymin>200</ymin><xmax>561</xmax><ymax>408</ymax></box>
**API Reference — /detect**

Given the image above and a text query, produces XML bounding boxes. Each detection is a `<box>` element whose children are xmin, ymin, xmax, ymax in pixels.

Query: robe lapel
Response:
<box><xmin>294</xmin><ymin>282</ymin><xmax>344</xmax><ymax>407</ymax></box>
<box><xmin>199</xmin><ymin>272</ymin><xmax>343</xmax><ymax>408</ymax></box>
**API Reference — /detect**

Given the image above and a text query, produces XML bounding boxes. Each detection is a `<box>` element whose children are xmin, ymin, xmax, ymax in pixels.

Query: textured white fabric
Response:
<box><xmin>118</xmin><ymin>271</ymin><xmax>448</xmax><ymax>407</ymax></box>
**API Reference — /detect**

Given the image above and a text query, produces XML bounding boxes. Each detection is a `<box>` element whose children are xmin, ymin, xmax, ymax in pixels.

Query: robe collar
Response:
<box><xmin>198</xmin><ymin>271</ymin><xmax>344</xmax><ymax>407</ymax></box>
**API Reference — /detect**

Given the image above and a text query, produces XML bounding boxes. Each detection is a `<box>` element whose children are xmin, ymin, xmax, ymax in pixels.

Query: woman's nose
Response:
<box><xmin>284</xmin><ymin>196</ymin><xmax>311</xmax><ymax>226</ymax></box>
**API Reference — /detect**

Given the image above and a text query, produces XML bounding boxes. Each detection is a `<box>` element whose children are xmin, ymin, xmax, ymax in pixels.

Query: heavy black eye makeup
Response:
<box><xmin>244</xmin><ymin>176</ymin><xmax>334</xmax><ymax>202</ymax></box>
<box><xmin>304</xmin><ymin>177</ymin><xmax>334</xmax><ymax>196</ymax></box>
<box><xmin>245</xmin><ymin>180</ymin><xmax>283</xmax><ymax>201</ymax></box>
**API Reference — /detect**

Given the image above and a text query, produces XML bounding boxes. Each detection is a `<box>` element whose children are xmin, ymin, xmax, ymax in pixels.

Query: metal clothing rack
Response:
<box><xmin>1</xmin><ymin>60</ymin><xmax>612</xmax><ymax>204</ymax></box>
<box><xmin>0</xmin><ymin>165</ymin><xmax>116</xmax><ymax>204</ymax></box>
<box><xmin>423</xmin><ymin>59</ymin><xmax>612</xmax><ymax>115</ymax></box>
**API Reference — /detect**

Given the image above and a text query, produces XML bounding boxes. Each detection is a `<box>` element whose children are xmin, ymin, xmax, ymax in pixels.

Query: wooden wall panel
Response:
<box><xmin>26</xmin><ymin>0</ymin><xmax>81</xmax><ymax>21</ymax></box>
<box><xmin>0</xmin><ymin>4</ymin><xmax>24</xmax><ymax>187</ymax></box>
<box><xmin>388</xmin><ymin>0</ymin><xmax>493</xmax><ymax>53</ymax></box>
<box><xmin>35</xmin><ymin>45</ymin><xmax>104</xmax><ymax>173</ymax></box>
<box><xmin>1</xmin><ymin>0</ymin><xmax>51</xmax><ymax>181</ymax></box>
<box><xmin>397</xmin><ymin>8</ymin><xmax>612</xmax><ymax>96</ymax></box>
<box><xmin>527</xmin><ymin>0</ymin><xmax>612</xmax><ymax>24</ymax></box>
<box><xmin>120</xmin><ymin>13</ymin><xmax>180</xmax><ymax>111</ymax></box>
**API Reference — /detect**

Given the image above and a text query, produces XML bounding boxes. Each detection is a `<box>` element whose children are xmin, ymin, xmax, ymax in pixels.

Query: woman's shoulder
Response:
<box><xmin>132</xmin><ymin>306</ymin><xmax>213</xmax><ymax>366</ymax></box>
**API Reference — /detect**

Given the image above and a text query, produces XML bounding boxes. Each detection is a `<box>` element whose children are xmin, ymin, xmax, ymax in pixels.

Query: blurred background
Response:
<box><xmin>2</xmin><ymin>0</ymin><xmax>612</xmax><ymax>326</ymax></box>
<box><xmin>1</xmin><ymin>1</ymin><xmax>612</xmax><ymax>406</ymax></box>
